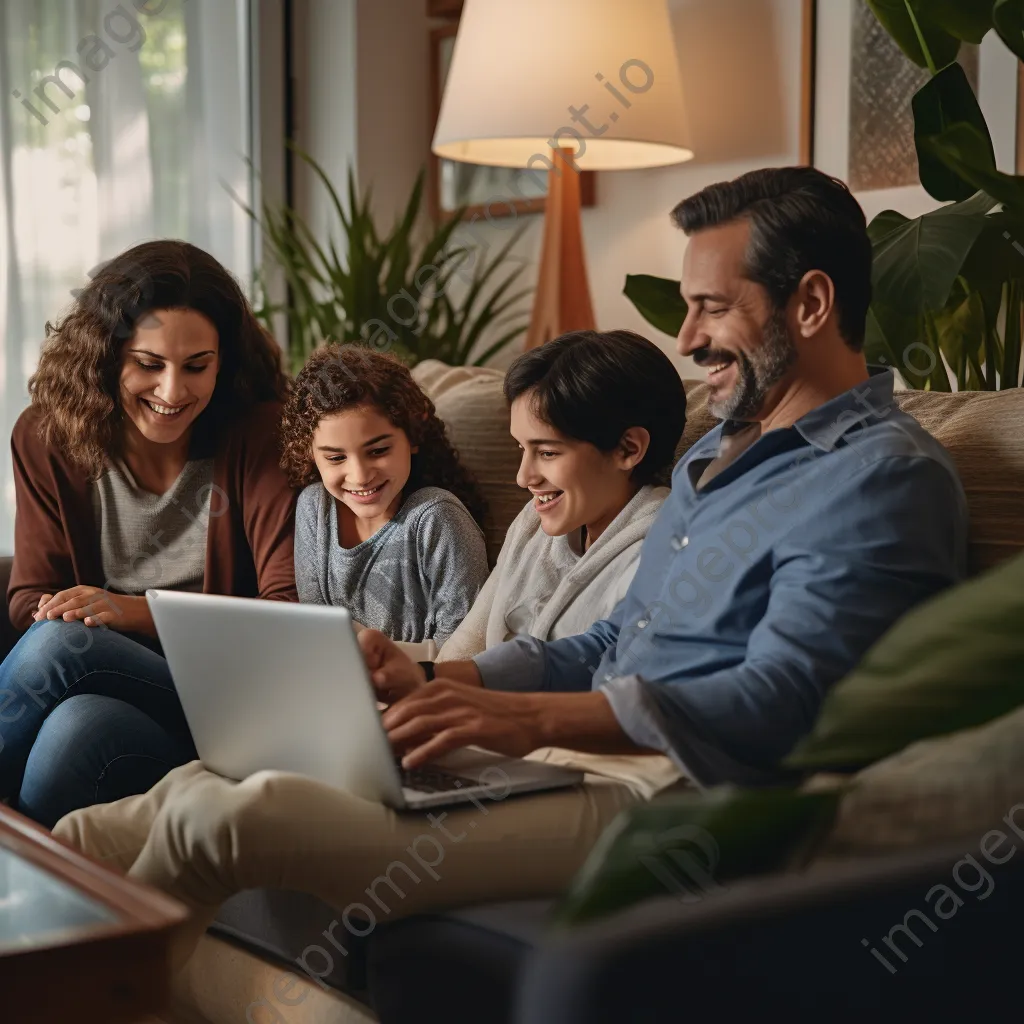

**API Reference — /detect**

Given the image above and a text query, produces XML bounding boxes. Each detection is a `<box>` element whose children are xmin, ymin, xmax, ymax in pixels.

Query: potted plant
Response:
<box><xmin>244</xmin><ymin>149</ymin><xmax>532</xmax><ymax>376</ymax></box>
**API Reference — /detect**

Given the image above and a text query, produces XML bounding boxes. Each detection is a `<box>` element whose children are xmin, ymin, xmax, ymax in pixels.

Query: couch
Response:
<box><xmin>4</xmin><ymin>362</ymin><xmax>1024</xmax><ymax>1023</ymax></box>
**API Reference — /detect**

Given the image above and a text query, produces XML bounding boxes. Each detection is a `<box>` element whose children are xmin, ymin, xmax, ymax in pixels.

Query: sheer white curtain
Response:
<box><xmin>0</xmin><ymin>0</ymin><xmax>255</xmax><ymax>554</ymax></box>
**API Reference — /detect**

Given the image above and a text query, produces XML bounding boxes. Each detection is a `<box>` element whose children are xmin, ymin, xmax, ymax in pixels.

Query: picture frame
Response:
<box><xmin>800</xmin><ymin>0</ymin><xmax>1023</xmax><ymax>222</ymax></box>
<box><xmin>428</xmin><ymin>22</ymin><xmax>596</xmax><ymax>222</ymax></box>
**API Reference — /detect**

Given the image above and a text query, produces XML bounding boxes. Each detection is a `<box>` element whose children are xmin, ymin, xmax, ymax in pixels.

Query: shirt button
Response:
<box><xmin>671</xmin><ymin>535</ymin><xmax>689</xmax><ymax>551</ymax></box>
<box><xmin>637</xmin><ymin>619</ymin><xmax>648</xmax><ymax>629</ymax></box>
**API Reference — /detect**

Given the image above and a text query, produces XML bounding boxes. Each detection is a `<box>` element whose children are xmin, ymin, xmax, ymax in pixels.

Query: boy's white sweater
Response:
<box><xmin>437</xmin><ymin>485</ymin><xmax>669</xmax><ymax>662</ymax></box>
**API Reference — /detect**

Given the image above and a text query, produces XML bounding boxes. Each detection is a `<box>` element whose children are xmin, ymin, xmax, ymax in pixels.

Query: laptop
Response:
<box><xmin>146</xmin><ymin>590</ymin><xmax>583</xmax><ymax>810</ymax></box>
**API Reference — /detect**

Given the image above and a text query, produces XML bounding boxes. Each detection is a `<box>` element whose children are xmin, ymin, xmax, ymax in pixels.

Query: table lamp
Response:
<box><xmin>432</xmin><ymin>0</ymin><xmax>694</xmax><ymax>350</ymax></box>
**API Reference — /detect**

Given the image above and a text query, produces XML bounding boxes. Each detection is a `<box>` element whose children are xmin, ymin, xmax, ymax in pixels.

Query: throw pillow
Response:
<box><xmin>787</xmin><ymin>549</ymin><xmax>1024</xmax><ymax>772</ymax></box>
<box><xmin>808</xmin><ymin>705</ymin><xmax>1024</xmax><ymax>861</ymax></box>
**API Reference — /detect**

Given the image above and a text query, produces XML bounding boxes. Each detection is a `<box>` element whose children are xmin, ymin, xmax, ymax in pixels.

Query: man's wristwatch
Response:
<box><xmin>417</xmin><ymin>660</ymin><xmax>436</xmax><ymax>682</ymax></box>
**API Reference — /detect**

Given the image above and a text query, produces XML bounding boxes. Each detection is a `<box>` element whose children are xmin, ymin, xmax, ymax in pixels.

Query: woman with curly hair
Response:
<box><xmin>2</xmin><ymin>240</ymin><xmax>296</xmax><ymax>825</ymax></box>
<box><xmin>283</xmin><ymin>344</ymin><xmax>488</xmax><ymax>649</ymax></box>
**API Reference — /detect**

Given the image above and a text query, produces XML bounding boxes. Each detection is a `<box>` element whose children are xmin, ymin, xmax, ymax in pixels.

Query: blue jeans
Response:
<box><xmin>20</xmin><ymin>694</ymin><xmax>195</xmax><ymax>828</ymax></box>
<box><xmin>0</xmin><ymin>620</ymin><xmax>193</xmax><ymax>815</ymax></box>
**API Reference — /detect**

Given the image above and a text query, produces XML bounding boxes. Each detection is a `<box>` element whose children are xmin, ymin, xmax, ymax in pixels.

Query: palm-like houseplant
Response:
<box><xmin>625</xmin><ymin>0</ymin><xmax>1024</xmax><ymax>392</ymax></box>
<box><xmin>245</xmin><ymin>149</ymin><xmax>532</xmax><ymax>376</ymax></box>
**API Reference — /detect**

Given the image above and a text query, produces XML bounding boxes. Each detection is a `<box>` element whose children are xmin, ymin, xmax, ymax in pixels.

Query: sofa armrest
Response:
<box><xmin>0</xmin><ymin>556</ymin><xmax>21</xmax><ymax>661</ymax></box>
<box><xmin>516</xmin><ymin>837</ymin><xmax>1024</xmax><ymax>1022</ymax></box>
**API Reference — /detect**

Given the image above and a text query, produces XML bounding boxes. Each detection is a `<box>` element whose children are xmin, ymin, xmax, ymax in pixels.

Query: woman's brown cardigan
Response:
<box><xmin>7</xmin><ymin>401</ymin><xmax>298</xmax><ymax>632</ymax></box>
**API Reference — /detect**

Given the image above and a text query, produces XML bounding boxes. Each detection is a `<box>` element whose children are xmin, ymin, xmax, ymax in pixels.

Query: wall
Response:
<box><xmin>294</xmin><ymin>0</ymin><xmax>808</xmax><ymax>379</ymax></box>
<box><xmin>291</xmin><ymin>0</ymin><xmax>358</xmax><ymax>243</ymax></box>
<box><xmin>585</xmin><ymin>0</ymin><xmax>807</xmax><ymax>377</ymax></box>
<box><xmin>355</xmin><ymin>0</ymin><xmax>433</xmax><ymax>229</ymax></box>
<box><xmin>291</xmin><ymin>0</ymin><xmax>432</xmax><ymax>240</ymax></box>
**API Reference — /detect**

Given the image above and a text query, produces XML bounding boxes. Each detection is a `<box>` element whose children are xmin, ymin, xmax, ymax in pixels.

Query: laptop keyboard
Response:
<box><xmin>399</xmin><ymin>763</ymin><xmax>479</xmax><ymax>794</ymax></box>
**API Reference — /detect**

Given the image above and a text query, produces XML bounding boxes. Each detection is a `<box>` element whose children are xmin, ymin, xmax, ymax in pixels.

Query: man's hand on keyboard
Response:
<box><xmin>382</xmin><ymin>681</ymin><xmax>542</xmax><ymax>769</ymax></box>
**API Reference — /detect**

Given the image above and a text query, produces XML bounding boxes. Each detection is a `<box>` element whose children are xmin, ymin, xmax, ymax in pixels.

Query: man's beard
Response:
<box><xmin>708</xmin><ymin>308</ymin><xmax>798</xmax><ymax>420</ymax></box>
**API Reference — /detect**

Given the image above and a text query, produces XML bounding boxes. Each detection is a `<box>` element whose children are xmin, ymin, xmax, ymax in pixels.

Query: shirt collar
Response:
<box><xmin>791</xmin><ymin>369</ymin><xmax>895</xmax><ymax>452</ymax></box>
<box><xmin>687</xmin><ymin>369</ymin><xmax>896</xmax><ymax>460</ymax></box>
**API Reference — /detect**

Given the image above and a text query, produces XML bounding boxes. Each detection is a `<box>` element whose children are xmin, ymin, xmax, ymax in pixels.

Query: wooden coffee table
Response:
<box><xmin>0</xmin><ymin>802</ymin><xmax>187</xmax><ymax>1024</ymax></box>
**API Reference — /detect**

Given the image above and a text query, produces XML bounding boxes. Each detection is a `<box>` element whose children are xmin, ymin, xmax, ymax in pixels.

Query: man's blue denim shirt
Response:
<box><xmin>473</xmin><ymin>371</ymin><xmax>969</xmax><ymax>786</ymax></box>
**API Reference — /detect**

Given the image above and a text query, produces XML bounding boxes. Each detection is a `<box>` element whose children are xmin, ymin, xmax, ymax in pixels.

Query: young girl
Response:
<box><xmin>438</xmin><ymin>328</ymin><xmax>687</xmax><ymax>661</ymax></box>
<box><xmin>280</xmin><ymin>344</ymin><xmax>489</xmax><ymax>648</ymax></box>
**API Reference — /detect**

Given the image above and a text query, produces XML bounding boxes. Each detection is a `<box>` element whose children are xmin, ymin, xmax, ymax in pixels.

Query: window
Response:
<box><xmin>0</xmin><ymin>0</ymin><xmax>258</xmax><ymax>554</ymax></box>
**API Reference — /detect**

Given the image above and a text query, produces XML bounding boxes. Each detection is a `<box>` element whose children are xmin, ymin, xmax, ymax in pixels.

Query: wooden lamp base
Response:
<box><xmin>524</xmin><ymin>148</ymin><xmax>597</xmax><ymax>350</ymax></box>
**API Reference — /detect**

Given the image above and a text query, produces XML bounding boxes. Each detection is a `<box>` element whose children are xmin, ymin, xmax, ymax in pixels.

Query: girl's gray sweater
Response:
<box><xmin>294</xmin><ymin>483</ymin><xmax>489</xmax><ymax>645</ymax></box>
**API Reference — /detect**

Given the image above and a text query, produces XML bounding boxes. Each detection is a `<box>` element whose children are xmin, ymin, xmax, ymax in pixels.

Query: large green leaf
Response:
<box><xmin>623</xmin><ymin>274</ymin><xmax>688</xmax><ymax>338</ymax></box>
<box><xmin>959</xmin><ymin>215</ymin><xmax>1024</xmax><ymax>331</ymax></box>
<box><xmin>926</xmin><ymin>0</ymin><xmax>998</xmax><ymax>42</ymax></box>
<box><xmin>553</xmin><ymin>788</ymin><xmax>840</xmax><ymax>926</ymax></box>
<box><xmin>863</xmin><ymin>304</ymin><xmax>902</xmax><ymax>370</ymax></box>
<box><xmin>913</xmin><ymin>64</ymin><xmax>996</xmax><ymax>202</ymax></box>
<box><xmin>920</xmin><ymin>123</ymin><xmax>1024</xmax><ymax>215</ymax></box>
<box><xmin>993</xmin><ymin>0</ymin><xmax>1024</xmax><ymax>60</ymax></box>
<box><xmin>864</xmin><ymin>303</ymin><xmax>941</xmax><ymax>390</ymax></box>
<box><xmin>933</xmin><ymin>288</ymin><xmax>989</xmax><ymax>389</ymax></box>
<box><xmin>865</xmin><ymin>0</ymin><xmax>963</xmax><ymax>69</ymax></box>
<box><xmin>870</xmin><ymin>189</ymin><xmax>997</xmax><ymax>316</ymax></box>
<box><xmin>867</xmin><ymin>209</ymin><xmax>910</xmax><ymax>245</ymax></box>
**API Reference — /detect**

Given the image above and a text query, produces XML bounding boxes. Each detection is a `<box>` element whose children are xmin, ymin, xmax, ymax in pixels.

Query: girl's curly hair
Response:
<box><xmin>28</xmin><ymin>239</ymin><xmax>288</xmax><ymax>476</ymax></box>
<box><xmin>280</xmin><ymin>344</ymin><xmax>487</xmax><ymax>528</ymax></box>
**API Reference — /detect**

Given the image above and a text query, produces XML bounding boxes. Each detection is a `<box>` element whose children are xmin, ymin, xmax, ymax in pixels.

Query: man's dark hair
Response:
<box><xmin>671</xmin><ymin>167</ymin><xmax>872</xmax><ymax>350</ymax></box>
<box><xmin>503</xmin><ymin>329</ymin><xmax>687</xmax><ymax>486</ymax></box>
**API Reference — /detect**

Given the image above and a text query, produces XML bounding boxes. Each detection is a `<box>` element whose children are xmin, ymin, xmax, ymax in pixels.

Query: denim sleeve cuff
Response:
<box><xmin>473</xmin><ymin>635</ymin><xmax>547</xmax><ymax>692</ymax></box>
<box><xmin>600</xmin><ymin>674</ymin><xmax>695</xmax><ymax>780</ymax></box>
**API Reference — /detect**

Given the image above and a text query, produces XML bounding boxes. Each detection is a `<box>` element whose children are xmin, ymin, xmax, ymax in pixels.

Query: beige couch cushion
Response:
<box><xmin>675</xmin><ymin>379</ymin><xmax>719</xmax><ymax>462</ymax></box>
<box><xmin>894</xmin><ymin>389</ymin><xmax>1024</xmax><ymax>574</ymax></box>
<box><xmin>415</xmin><ymin>361</ymin><xmax>1024</xmax><ymax>577</ymax></box>
<box><xmin>412</xmin><ymin>360</ymin><xmax>525</xmax><ymax>565</ymax></box>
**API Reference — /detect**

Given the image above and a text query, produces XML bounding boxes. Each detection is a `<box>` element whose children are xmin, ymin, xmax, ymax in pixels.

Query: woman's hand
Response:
<box><xmin>33</xmin><ymin>588</ymin><xmax>155</xmax><ymax>635</ymax></box>
<box><xmin>358</xmin><ymin>629</ymin><xmax>428</xmax><ymax>703</ymax></box>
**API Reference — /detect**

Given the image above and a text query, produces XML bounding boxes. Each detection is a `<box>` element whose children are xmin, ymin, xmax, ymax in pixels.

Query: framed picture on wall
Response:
<box><xmin>800</xmin><ymin>0</ymin><xmax>1023</xmax><ymax>221</ymax></box>
<box><xmin>428</xmin><ymin>22</ymin><xmax>596</xmax><ymax>222</ymax></box>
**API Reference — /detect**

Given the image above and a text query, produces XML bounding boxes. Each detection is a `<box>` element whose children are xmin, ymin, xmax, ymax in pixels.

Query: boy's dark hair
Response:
<box><xmin>503</xmin><ymin>330</ymin><xmax>686</xmax><ymax>486</ymax></box>
<box><xmin>671</xmin><ymin>167</ymin><xmax>872</xmax><ymax>350</ymax></box>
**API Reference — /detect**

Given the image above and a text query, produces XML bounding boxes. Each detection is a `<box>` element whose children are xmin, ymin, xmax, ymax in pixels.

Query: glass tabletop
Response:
<box><xmin>0</xmin><ymin>843</ymin><xmax>116</xmax><ymax>953</ymax></box>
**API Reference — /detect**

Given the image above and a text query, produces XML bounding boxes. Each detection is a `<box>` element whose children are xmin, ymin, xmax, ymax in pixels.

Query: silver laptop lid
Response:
<box><xmin>146</xmin><ymin>590</ymin><xmax>404</xmax><ymax>804</ymax></box>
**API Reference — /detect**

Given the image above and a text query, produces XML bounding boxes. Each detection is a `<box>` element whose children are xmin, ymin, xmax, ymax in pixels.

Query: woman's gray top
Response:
<box><xmin>90</xmin><ymin>457</ymin><xmax>215</xmax><ymax>595</ymax></box>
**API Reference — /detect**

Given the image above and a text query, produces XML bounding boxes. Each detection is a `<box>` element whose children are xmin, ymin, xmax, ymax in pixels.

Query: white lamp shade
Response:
<box><xmin>432</xmin><ymin>0</ymin><xmax>693</xmax><ymax>172</ymax></box>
